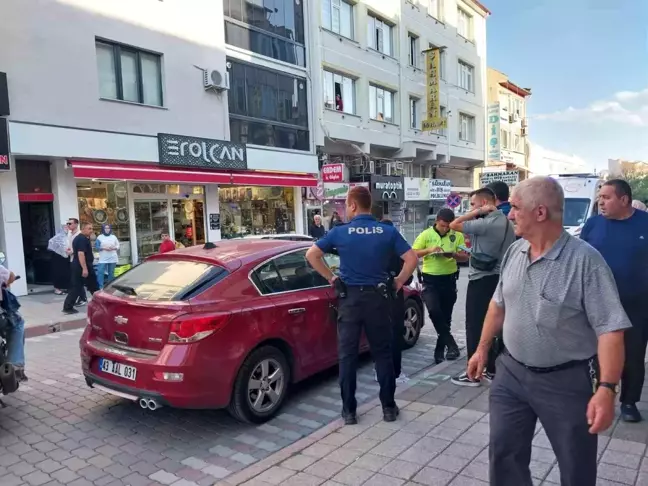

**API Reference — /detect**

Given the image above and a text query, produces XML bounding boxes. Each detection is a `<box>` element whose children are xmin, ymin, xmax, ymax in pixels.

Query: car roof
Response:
<box><xmin>146</xmin><ymin>239</ymin><xmax>313</xmax><ymax>271</ymax></box>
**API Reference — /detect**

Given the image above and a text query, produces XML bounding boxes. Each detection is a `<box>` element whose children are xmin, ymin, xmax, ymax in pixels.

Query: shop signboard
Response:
<box><xmin>321</xmin><ymin>163</ymin><xmax>344</xmax><ymax>182</ymax></box>
<box><xmin>429</xmin><ymin>178</ymin><xmax>452</xmax><ymax>200</ymax></box>
<box><xmin>323</xmin><ymin>182</ymin><xmax>368</xmax><ymax>200</ymax></box>
<box><xmin>487</xmin><ymin>103</ymin><xmax>501</xmax><ymax>163</ymax></box>
<box><xmin>158</xmin><ymin>133</ymin><xmax>247</xmax><ymax>170</ymax></box>
<box><xmin>404</xmin><ymin>177</ymin><xmax>431</xmax><ymax>201</ymax></box>
<box><xmin>371</xmin><ymin>175</ymin><xmax>404</xmax><ymax>202</ymax></box>
<box><xmin>421</xmin><ymin>48</ymin><xmax>447</xmax><ymax>132</ymax></box>
<box><xmin>480</xmin><ymin>170</ymin><xmax>520</xmax><ymax>187</ymax></box>
<box><xmin>209</xmin><ymin>213</ymin><xmax>220</xmax><ymax>230</ymax></box>
<box><xmin>0</xmin><ymin>118</ymin><xmax>10</xmax><ymax>171</ymax></box>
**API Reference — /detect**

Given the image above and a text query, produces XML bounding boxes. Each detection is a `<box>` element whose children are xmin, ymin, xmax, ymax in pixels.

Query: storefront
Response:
<box><xmin>4</xmin><ymin>123</ymin><xmax>318</xmax><ymax>295</ymax></box>
<box><xmin>369</xmin><ymin>175</ymin><xmax>404</xmax><ymax>231</ymax></box>
<box><xmin>319</xmin><ymin>182</ymin><xmax>368</xmax><ymax>229</ymax></box>
<box><xmin>403</xmin><ymin>177</ymin><xmax>431</xmax><ymax>244</ymax></box>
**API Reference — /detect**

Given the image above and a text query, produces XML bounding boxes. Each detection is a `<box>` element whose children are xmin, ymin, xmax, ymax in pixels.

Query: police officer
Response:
<box><xmin>306</xmin><ymin>186</ymin><xmax>417</xmax><ymax>425</ymax></box>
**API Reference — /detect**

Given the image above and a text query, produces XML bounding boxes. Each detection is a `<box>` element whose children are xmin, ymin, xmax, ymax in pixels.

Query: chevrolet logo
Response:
<box><xmin>114</xmin><ymin>315</ymin><xmax>128</xmax><ymax>325</ymax></box>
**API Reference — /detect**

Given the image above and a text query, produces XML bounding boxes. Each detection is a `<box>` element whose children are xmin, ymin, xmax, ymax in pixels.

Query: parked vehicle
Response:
<box><xmin>553</xmin><ymin>174</ymin><xmax>603</xmax><ymax>237</ymax></box>
<box><xmin>80</xmin><ymin>240</ymin><xmax>424</xmax><ymax>423</ymax></box>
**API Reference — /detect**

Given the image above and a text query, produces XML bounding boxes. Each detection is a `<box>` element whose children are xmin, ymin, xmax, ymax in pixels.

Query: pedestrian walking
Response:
<box><xmin>330</xmin><ymin>211</ymin><xmax>344</xmax><ymax>228</ymax></box>
<box><xmin>580</xmin><ymin>179</ymin><xmax>648</xmax><ymax>423</ymax></box>
<box><xmin>412</xmin><ymin>208</ymin><xmax>468</xmax><ymax>364</ymax></box>
<box><xmin>375</xmin><ymin>218</ymin><xmax>412</xmax><ymax>385</ymax></box>
<box><xmin>467</xmin><ymin>176</ymin><xmax>630</xmax><ymax>486</ymax></box>
<box><xmin>63</xmin><ymin>222</ymin><xmax>99</xmax><ymax>315</ymax></box>
<box><xmin>66</xmin><ymin>218</ymin><xmax>87</xmax><ymax>306</ymax></box>
<box><xmin>485</xmin><ymin>180</ymin><xmax>511</xmax><ymax>216</ymax></box>
<box><xmin>95</xmin><ymin>224</ymin><xmax>120</xmax><ymax>289</ymax></box>
<box><xmin>306</xmin><ymin>186</ymin><xmax>417</xmax><ymax>425</ymax></box>
<box><xmin>47</xmin><ymin>224</ymin><xmax>70</xmax><ymax>295</ymax></box>
<box><xmin>449</xmin><ymin>187</ymin><xmax>515</xmax><ymax>386</ymax></box>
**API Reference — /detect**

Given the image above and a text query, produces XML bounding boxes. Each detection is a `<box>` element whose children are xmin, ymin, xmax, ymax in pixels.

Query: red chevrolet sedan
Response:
<box><xmin>80</xmin><ymin>239</ymin><xmax>424</xmax><ymax>423</ymax></box>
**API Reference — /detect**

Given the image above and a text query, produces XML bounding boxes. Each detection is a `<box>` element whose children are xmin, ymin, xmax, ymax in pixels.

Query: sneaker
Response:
<box><xmin>383</xmin><ymin>405</ymin><xmax>400</xmax><ymax>422</ymax></box>
<box><xmin>451</xmin><ymin>371</ymin><xmax>480</xmax><ymax>387</ymax></box>
<box><xmin>482</xmin><ymin>371</ymin><xmax>495</xmax><ymax>383</ymax></box>
<box><xmin>434</xmin><ymin>340</ymin><xmax>445</xmax><ymax>364</ymax></box>
<box><xmin>15</xmin><ymin>368</ymin><xmax>28</xmax><ymax>383</ymax></box>
<box><xmin>63</xmin><ymin>308</ymin><xmax>79</xmax><ymax>315</ymax></box>
<box><xmin>74</xmin><ymin>300</ymin><xmax>88</xmax><ymax>307</ymax></box>
<box><xmin>621</xmin><ymin>403</ymin><xmax>642</xmax><ymax>423</ymax></box>
<box><xmin>342</xmin><ymin>411</ymin><xmax>358</xmax><ymax>425</ymax></box>
<box><xmin>396</xmin><ymin>372</ymin><xmax>410</xmax><ymax>385</ymax></box>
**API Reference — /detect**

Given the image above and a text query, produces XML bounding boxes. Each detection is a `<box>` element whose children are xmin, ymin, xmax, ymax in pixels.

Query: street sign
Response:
<box><xmin>480</xmin><ymin>170</ymin><xmax>519</xmax><ymax>186</ymax></box>
<box><xmin>446</xmin><ymin>193</ymin><xmax>461</xmax><ymax>209</ymax></box>
<box><xmin>429</xmin><ymin>179</ymin><xmax>452</xmax><ymax>200</ymax></box>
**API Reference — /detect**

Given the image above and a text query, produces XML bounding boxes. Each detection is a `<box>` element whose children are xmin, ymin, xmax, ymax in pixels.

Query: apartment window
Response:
<box><xmin>369</xmin><ymin>85</ymin><xmax>394</xmax><ymax>123</ymax></box>
<box><xmin>514</xmin><ymin>134</ymin><xmax>521</xmax><ymax>152</ymax></box>
<box><xmin>228</xmin><ymin>59</ymin><xmax>309</xmax><ymax>151</ymax></box>
<box><xmin>322</xmin><ymin>0</ymin><xmax>354</xmax><ymax>39</ymax></box>
<box><xmin>428</xmin><ymin>0</ymin><xmax>443</xmax><ymax>20</ymax></box>
<box><xmin>408</xmin><ymin>33</ymin><xmax>419</xmax><ymax>67</ymax></box>
<box><xmin>501</xmin><ymin>130</ymin><xmax>509</xmax><ymax>149</ymax></box>
<box><xmin>367</xmin><ymin>14</ymin><xmax>393</xmax><ymax>56</ymax></box>
<box><xmin>457</xmin><ymin>8</ymin><xmax>473</xmax><ymax>40</ymax></box>
<box><xmin>223</xmin><ymin>0</ymin><xmax>306</xmax><ymax>67</ymax></box>
<box><xmin>429</xmin><ymin>43</ymin><xmax>446</xmax><ymax>80</ymax></box>
<box><xmin>458</xmin><ymin>60</ymin><xmax>474</xmax><ymax>92</ymax></box>
<box><xmin>323</xmin><ymin>70</ymin><xmax>355</xmax><ymax>114</ymax></box>
<box><xmin>433</xmin><ymin>106</ymin><xmax>447</xmax><ymax>136</ymax></box>
<box><xmin>459</xmin><ymin>113</ymin><xmax>476</xmax><ymax>142</ymax></box>
<box><xmin>96</xmin><ymin>40</ymin><xmax>163</xmax><ymax>106</ymax></box>
<box><xmin>409</xmin><ymin>97</ymin><xmax>419</xmax><ymax>129</ymax></box>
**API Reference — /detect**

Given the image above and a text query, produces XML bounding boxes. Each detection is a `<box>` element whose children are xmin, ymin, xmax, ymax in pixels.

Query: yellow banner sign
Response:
<box><xmin>422</xmin><ymin>118</ymin><xmax>448</xmax><ymax>131</ymax></box>
<box><xmin>426</xmin><ymin>48</ymin><xmax>441</xmax><ymax>120</ymax></box>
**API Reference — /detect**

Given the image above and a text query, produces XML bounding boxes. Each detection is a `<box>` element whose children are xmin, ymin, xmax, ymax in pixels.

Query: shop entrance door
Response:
<box><xmin>172</xmin><ymin>199</ymin><xmax>205</xmax><ymax>247</ymax></box>
<box><xmin>20</xmin><ymin>202</ymin><xmax>54</xmax><ymax>286</ymax></box>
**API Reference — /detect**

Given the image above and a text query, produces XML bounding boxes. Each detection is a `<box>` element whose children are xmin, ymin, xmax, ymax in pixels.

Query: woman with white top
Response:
<box><xmin>95</xmin><ymin>224</ymin><xmax>120</xmax><ymax>289</ymax></box>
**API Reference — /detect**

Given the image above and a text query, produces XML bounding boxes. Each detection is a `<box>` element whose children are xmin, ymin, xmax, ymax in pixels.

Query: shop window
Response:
<box><xmin>369</xmin><ymin>85</ymin><xmax>394</xmax><ymax>123</ymax></box>
<box><xmin>228</xmin><ymin>59</ymin><xmax>309</xmax><ymax>151</ymax></box>
<box><xmin>219</xmin><ymin>186</ymin><xmax>295</xmax><ymax>238</ymax></box>
<box><xmin>77</xmin><ymin>181</ymin><xmax>132</xmax><ymax>266</ymax></box>
<box><xmin>95</xmin><ymin>39</ymin><xmax>163</xmax><ymax>106</ymax></box>
<box><xmin>223</xmin><ymin>0</ymin><xmax>306</xmax><ymax>67</ymax></box>
<box><xmin>323</xmin><ymin>70</ymin><xmax>355</xmax><ymax>114</ymax></box>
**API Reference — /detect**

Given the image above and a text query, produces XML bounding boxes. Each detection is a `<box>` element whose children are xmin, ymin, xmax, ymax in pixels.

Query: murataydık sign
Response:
<box><xmin>158</xmin><ymin>133</ymin><xmax>247</xmax><ymax>170</ymax></box>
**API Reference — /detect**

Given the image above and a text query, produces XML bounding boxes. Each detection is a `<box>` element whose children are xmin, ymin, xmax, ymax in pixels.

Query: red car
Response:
<box><xmin>80</xmin><ymin>240</ymin><xmax>424</xmax><ymax>423</ymax></box>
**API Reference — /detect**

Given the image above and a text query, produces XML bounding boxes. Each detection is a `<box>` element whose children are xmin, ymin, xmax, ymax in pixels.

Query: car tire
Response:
<box><xmin>403</xmin><ymin>299</ymin><xmax>423</xmax><ymax>349</ymax></box>
<box><xmin>228</xmin><ymin>345</ymin><xmax>291</xmax><ymax>424</ymax></box>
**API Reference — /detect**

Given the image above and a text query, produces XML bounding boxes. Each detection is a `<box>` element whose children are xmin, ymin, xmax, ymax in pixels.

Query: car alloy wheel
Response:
<box><xmin>247</xmin><ymin>358</ymin><xmax>285</xmax><ymax>413</ymax></box>
<box><xmin>403</xmin><ymin>299</ymin><xmax>423</xmax><ymax>349</ymax></box>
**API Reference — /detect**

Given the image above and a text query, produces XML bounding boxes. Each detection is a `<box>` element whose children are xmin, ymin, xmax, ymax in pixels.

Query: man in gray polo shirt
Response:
<box><xmin>449</xmin><ymin>187</ymin><xmax>515</xmax><ymax>386</ymax></box>
<box><xmin>467</xmin><ymin>176</ymin><xmax>630</xmax><ymax>486</ymax></box>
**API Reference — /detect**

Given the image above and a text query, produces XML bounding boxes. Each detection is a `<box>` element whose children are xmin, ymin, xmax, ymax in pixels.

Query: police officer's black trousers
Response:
<box><xmin>421</xmin><ymin>273</ymin><xmax>457</xmax><ymax>344</ymax></box>
<box><xmin>620</xmin><ymin>299</ymin><xmax>648</xmax><ymax>405</ymax></box>
<box><xmin>338</xmin><ymin>287</ymin><xmax>396</xmax><ymax>414</ymax></box>
<box><xmin>391</xmin><ymin>290</ymin><xmax>405</xmax><ymax>377</ymax></box>
<box><xmin>489</xmin><ymin>353</ymin><xmax>597</xmax><ymax>486</ymax></box>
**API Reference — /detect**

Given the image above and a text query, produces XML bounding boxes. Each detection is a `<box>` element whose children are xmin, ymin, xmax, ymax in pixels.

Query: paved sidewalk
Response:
<box><xmin>20</xmin><ymin>292</ymin><xmax>86</xmax><ymax>337</ymax></box>
<box><xmin>216</xmin><ymin>358</ymin><xmax>648</xmax><ymax>486</ymax></box>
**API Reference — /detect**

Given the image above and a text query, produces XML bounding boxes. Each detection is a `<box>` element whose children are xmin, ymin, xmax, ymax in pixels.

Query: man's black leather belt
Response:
<box><xmin>503</xmin><ymin>348</ymin><xmax>593</xmax><ymax>374</ymax></box>
<box><xmin>347</xmin><ymin>285</ymin><xmax>379</xmax><ymax>292</ymax></box>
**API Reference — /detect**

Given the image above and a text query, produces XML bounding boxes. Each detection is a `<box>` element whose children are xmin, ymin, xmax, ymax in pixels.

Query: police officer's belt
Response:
<box><xmin>347</xmin><ymin>285</ymin><xmax>380</xmax><ymax>291</ymax></box>
<box><xmin>503</xmin><ymin>348</ymin><xmax>595</xmax><ymax>374</ymax></box>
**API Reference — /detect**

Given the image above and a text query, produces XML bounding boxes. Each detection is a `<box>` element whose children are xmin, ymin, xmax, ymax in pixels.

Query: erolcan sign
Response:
<box><xmin>321</xmin><ymin>163</ymin><xmax>344</xmax><ymax>182</ymax></box>
<box><xmin>158</xmin><ymin>133</ymin><xmax>247</xmax><ymax>170</ymax></box>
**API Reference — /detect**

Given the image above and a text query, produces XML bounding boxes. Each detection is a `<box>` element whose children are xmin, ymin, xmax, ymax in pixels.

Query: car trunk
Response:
<box><xmin>90</xmin><ymin>292</ymin><xmax>192</xmax><ymax>352</ymax></box>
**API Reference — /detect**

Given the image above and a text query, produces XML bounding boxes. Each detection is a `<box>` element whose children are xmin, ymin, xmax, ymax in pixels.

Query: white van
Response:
<box><xmin>554</xmin><ymin>174</ymin><xmax>603</xmax><ymax>236</ymax></box>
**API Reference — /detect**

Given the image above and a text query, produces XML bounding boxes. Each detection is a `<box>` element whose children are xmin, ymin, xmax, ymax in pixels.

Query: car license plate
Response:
<box><xmin>99</xmin><ymin>358</ymin><xmax>137</xmax><ymax>381</ymax></box>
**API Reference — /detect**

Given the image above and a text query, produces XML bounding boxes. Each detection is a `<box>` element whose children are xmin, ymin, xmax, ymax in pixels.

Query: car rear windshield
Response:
<box><xmin>104</xmin><ymin>260</ymin><xmax>227</xmax><ymax>301</ymax></box>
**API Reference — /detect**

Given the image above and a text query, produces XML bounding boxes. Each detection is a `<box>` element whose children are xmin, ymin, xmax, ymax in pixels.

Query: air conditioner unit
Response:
<box><xmin>395</xmin><ymin>161</ymin><xmax>404</xmax><ymax>170</ymax></box>
<box><xmin>369</xmin><ymin>160</ymin><xmax>376</xmax><ymax>174</ymax></box>
<box><xmin>521</xmin><ymin>127</ymin><xmax>528</xmax><ymax>137</ymax></box>
<box><xmin>385</xmin><ymin>164</ymin><xmax>392</xmax><ymax>176</ymax></box>
<box><xmin>204</xmin><ymin>69</ymin><xmax>230</xmax><ymax>91</ymax></box>
<box><xmin>521</xmin><ymin>118</ymin><xmax>528</xmax><ymax>128</ymax></box>
<box><xmin>508</xmin><ymin>114</ymin><xmax>514</xmax><ymax>124</ymax></box>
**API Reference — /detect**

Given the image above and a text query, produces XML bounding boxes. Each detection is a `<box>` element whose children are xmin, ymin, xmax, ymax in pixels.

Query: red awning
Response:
<box><xmin>69</xmin><ymin>161</ymin><xmax>317</xmax><ymax>187</ymax></box>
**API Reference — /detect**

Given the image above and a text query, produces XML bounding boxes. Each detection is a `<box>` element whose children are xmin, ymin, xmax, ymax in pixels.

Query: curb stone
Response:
<box><xmin>25</xmin><ymin>318</ymin><xmax>86</xmax><ymax>339</ymax></box>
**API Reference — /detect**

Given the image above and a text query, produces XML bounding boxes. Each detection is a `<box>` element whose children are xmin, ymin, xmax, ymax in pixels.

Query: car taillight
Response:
<box><xmin>168</xmin><ymin>314</ymin><xmax>231</xmax><ymax>344</ymax></box>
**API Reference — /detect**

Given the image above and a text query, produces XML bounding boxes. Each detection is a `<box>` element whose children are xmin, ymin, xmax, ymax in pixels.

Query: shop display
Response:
<box><xmin>219</xmin><ymin>186</ymin><xmax>295</xmax><ymax>238</ymax></box>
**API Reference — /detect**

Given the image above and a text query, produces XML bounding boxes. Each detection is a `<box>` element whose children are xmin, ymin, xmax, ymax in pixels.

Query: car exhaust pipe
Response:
<box><xmin>146</xmin><ymin>399</ymin><xmax>161</xmax><ymax>411</ymax></box>
<box><xmin>139</xmin><ymin>398</ymin><xmax>148</xmax><ymax>409</ymax></box>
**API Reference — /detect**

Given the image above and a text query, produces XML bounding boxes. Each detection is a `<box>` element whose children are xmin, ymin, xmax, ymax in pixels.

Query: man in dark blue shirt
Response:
<box><xmin>486</xmin><ymin>181</ymin><xmax>511</xmax><ymax>216</ymax></box>
<box><xmin>306</xmin><ymin>186</ymin><xmax>417</xmax><ymax>425</ymax></box>
<box><xmin>580</xmin><ymin>179</ymin><xmax>648</xmax><ymax>423</ymax></box>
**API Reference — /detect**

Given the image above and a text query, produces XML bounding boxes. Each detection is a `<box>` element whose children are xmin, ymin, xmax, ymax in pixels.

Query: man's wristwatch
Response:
<box><xmin>598</xmin><ymin>382</ymin><xmax>620</xmax><ymax>394</ymax></box>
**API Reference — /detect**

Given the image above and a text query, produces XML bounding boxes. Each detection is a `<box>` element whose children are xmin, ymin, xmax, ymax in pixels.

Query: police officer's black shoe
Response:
<box><xmin>383</xmin><ymin>405</ymin><xmax>399</xmax><ymax>422</ymax></box>
<box><xmin>621</xmin><ymin>403</ymin><xmax>642</xmax><ymax>423</ymax></box>
<box><xmin>434</xmin><ymin>340</ymin><xmax>445</xmax><ymax>364</ymax></box>
<box><xmin>445</xmin><ymin>335</ymin><xmax>460</xmax><ymax>361</ymax></box>
<box><xmin>342</xmin><ymin>411</ymin><xmax>358</xmax><ymax>425</ymax></box>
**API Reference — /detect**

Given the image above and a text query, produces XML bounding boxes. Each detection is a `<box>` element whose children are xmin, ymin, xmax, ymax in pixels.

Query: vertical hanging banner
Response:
<box><xmin>421</xmin><ymin>48</ymin><xmax>447</xmax><ymax>132</ymax></box>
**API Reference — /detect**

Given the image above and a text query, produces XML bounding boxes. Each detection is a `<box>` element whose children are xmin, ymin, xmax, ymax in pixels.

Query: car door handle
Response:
<box><xmin>288</xmin><ymin>308</ymin><xmax>306</xmax><ymax>315</ymax></box>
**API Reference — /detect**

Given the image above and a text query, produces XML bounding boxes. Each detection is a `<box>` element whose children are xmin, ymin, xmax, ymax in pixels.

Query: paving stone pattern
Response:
<box><xmin>219</xmin><ymin>359</ymin><xmax>648</xmax><ymax>486</ymax></box>
<box><xmin>0</xmin><ymin>279</ymin><xmax>469</xmax><ymax>486</ymax></box>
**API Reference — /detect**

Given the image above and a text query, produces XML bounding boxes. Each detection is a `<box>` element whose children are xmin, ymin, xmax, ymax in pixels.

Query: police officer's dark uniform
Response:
<box><xmin>316</xmin><ymin>215</ymin><xmax>411</xmax><ymax>423</ymax></box>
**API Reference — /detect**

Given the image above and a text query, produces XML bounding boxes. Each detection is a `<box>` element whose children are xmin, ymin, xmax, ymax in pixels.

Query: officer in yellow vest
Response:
<box><xmin>413</xmin><ymin>208</ymin><xmax>469</xmax><ymax>364</ymax></box>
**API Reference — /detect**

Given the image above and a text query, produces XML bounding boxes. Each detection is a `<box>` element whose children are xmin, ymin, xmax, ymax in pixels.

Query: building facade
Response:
<box><xmin>304</xmin><ymin>0</ymin><xmax>489</xmax><ymax>240</ymax></box>
<box><xmin>528</xmin><ymin>144</ymin><xmax>588</xmax><ymax>176</ymax></box>
<box><xmin>1</xmin><ymin>0</ymin><xmax>318</xmax><ymax>295</ymax></box>
<box><xmin>476</xmin><ymin>67</ymin><xmax>530</xmax><ymax>188</ymax></box>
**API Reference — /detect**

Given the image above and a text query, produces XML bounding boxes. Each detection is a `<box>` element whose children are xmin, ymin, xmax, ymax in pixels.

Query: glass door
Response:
<box><xmin>172</xmin><ymin>199</ymin><xmax>205</xmax><ymax>248</ymax></box>
<box><xmin>134</xmin><ymin>200</ymin><xmax>169</xmax><ymax>260</ymax></box>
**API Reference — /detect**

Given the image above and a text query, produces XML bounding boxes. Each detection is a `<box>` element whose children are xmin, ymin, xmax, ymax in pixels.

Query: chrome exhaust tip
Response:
<box><xmin>147</xmin><ymin>399</ymin><xmax>161</xmax><ymax>411</ymax></box>
<box><xmin>138</xmin><ymin>398</ymin><xmax>148</xmax><ymax>409</ymax></box>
